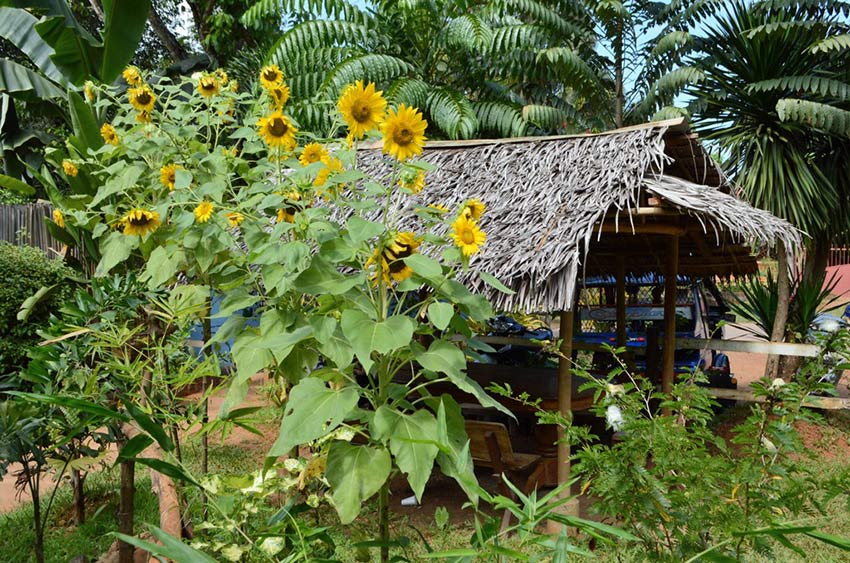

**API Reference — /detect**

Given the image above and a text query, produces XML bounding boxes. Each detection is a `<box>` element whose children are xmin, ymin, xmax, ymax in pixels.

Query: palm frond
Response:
<box><xmin>426</xmin><ymin>87</ymin><xmax>479</xmax><ymax>140</ymax></box>
<box><xmin>265</xmin><ymin>20</ymin><xmax>377</xmax><ymax>67</ymax></box>
<box><xmin>241</xmin><ymin>0</ymin><xmax>370</xmax><ymax>26</ymax></box>
<box><xmin>809</xmin><ymin>33</ymin><xmax>850</xmax><ymax>53</ymax></box>
<box><xmin>384</xmin><ymin>77</ymin><xmax>430</xmax><ymax>109</ymax></box>
<box><xmin>319</xmin><ymin>54</ymin><xmax>413</xmax><ymax>98</ymax></box>
<box><xmin>497</xmin><ymin>0</ymin><xmax>592</xmax><ymax>40</ymax></box>
<box><xmin>776</xmin><ymin>98</ymin><xmax>850</xmax><ymax>136</ymax></box>
<box><xmin>748</xmin><ymin>76</ymin><xmax>850</xmax><ymax>101</ymax></box>
<box><xmin>443</xmin><ymin>13</ymin><xmax>494</xmax><ymax>51</ymax></box>
<box><xmin>473</xmin><ymin>101</ymin><xmax>527</xmax><ymax>137</ymax></box>
<box><xmin>521</xmin><ymin>104</ymin><xmax>573</xmax><ymax>132</ymax></box>
<box><xmin>489</xmin><ymin>24</ymin><xmax>548</xmax><ymax>54</ymax></box>
<box><xmin>536</xmin><ymin>47</ymin><xmax>606</xmax><ymax>100</ymax></box>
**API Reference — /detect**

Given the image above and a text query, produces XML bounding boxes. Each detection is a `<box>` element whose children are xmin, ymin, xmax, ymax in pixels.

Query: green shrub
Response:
<box><xmin>0</xmin><ymin>242</ymin><xmax>71</xmax><ymax>375</ymax></box>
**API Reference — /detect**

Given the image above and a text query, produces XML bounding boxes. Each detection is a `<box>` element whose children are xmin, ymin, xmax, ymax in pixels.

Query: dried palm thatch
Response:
<box><xmin>356</xmin><ymin>118</ymin><xmax>802</xmax><ymax>313</ymax></box>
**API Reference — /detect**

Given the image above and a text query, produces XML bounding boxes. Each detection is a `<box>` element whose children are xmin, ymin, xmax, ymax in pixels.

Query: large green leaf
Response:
<box><xmin>0</xmin><ymin>7</ymin><xmax>66</xmax><ymax>84</ymax></box>
<box><xmin>0</xmin><ymin>172</ymin><xmax>36</xmax><ymax>195</ymax></box>
<box><xmin>417</xmin><ymin>340</ymin><xmax>512</xmax><ymax>417</ymax></box>
<box><xmin>99</xmin><ymin>0</ymin><xmax>151</xmax><ymax>83</ymax></box>
<box><xmin>340</xmin><ymin>310</ymin><xmax>415</xmax><ymax>374</ymax></box>
<box><xmin>372</xmin><ymin>406</ymin><xmax>438</xmax><ymax>500</ymax></box>
<box><xmin>34</xmin><ymin>15</ymin><xmax>100</xmax><ymax>86</ymax></box>
<box><xmin>326</xmin><ymin>442</ymin><xmax>391</xmax><ymax>524</ymax></box>
<box><xmin>67</xmin><ymin>89</ymin><xmax>103</xmax><ymax>152</ymax></box>
<box><xmin>268</xmin><ymin>377</ymin><xmax>359</xmax><ymax>457</ymax></box>
<box><xmin>94</xmin><ymin>231</ymin><xmax>136</xmax><ymax>277</ymax></box>
<box><xmin>219</xmin><ymin>331</ymin><xmax>274</xmax><ymax>418</ymax></box>
<box><xmin>0</xmin><ymin>59</ymin><xmax>64</xmax><ymax>100</ymax></box>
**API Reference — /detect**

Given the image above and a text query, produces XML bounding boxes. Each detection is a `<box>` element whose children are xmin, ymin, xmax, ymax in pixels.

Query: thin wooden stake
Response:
<box><xmin>661</xmin><ymin>235</ymin><xmax>679</xmax><ymax>414</ymax></box>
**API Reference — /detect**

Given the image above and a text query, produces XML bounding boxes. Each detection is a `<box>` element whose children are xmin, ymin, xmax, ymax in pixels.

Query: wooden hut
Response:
<box><xmin>360</xmin><ymin>117</ymin><xmax>803</xmax><ymax>503</ymax></box>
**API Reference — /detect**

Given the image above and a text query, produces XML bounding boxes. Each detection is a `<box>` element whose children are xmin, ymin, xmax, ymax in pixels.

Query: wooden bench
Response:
<box><xmin>465</xmin><ymin>420</ymin><xmax>545</xmax><ymax>531</ymax></box>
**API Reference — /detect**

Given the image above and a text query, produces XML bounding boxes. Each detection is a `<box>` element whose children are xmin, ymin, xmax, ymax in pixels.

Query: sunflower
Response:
<box><xmin>159</xmin><ymin>164</ymin><xmax>183</xmax><ymax>190</ymax></box>
<box><xmin>230</xmin><ymin>80</ymin><xmax>239</xmax><ymax>93</ymax></box>
<box><xmin>100</xmin><ymin>123</ymin><xmax>119</xmax><ymax>145</ymax></box>
<box><xmin>462</xmin><ymin>199</ymin><xmax>485</xmax><ymax>221</ymax></box>
<box><xmin>128</xmin><ymin>84</ymin><xmax>155</xmax><ymax>112</ymax></box>
<box><xmin>257</xmin><ymin>111</ymin><xmax>297</xmax><ymax>149</ymax></box>
<box><xmin>215</xmin><ymin>68</ymin><xmax>229</xmax><ymax>85</ymax></box>
<box><xmin>135</xmin><ymin>110</ymin><xmax>151</xmax><ymax>123</ymax></box>
<box><xmin>451</xmin><ymin>215</ymin><xmax>486</xmax><ymax>257</ymax></box>
<box><xmin>197</xmin><ymin>74</ymin><xmax>221</xmax><ymax>98</ymax></box>
<box><xmin>313</xmin><ymin>156</ymin><xmax>344</xmax><ymax>188</ymax></box>
<box><xmin>121</xmin><ymin>208</ymin><xmax>160</xmax><ymax>237</ymax></box>
<box><xmin>225</xmin><ymin>212</ymin><xmax>244</xmax><ymax>227</ymax></box>
<box><xmin>368</xmin><ymin>232</ymin><xmax>420</xmax><ymax>284</ymax></box>
<box><xmin>427</xmin><ymin>203</ymin><xmax>448</xmax><ymax>214</ymax></box>
<box><xmin>195</xmin><ymin>201</ymin><xmax>214</xmax><ymax>223</ymax></box>
<box><xmin>338</xmin><ymin>80</ymin><xmax>387</xmax><ymax>138</ymax></box>
<box><xmin>277</xmin><ymin>191</ymin><xmax>302</xmax><ymax>223</ymax></box>
<box><xmin>381</xmin><ymin>104</ymin><xmax>427</xmax><ymax>161</ymax></box>
<box><xmin>62</xmin><ymin>160</ymin><xmax>78</xmax><ymax>177</ymax></box>
<box><xmin>122</xmin><ymin>66</ymin><xmax>142</xmax><ymax>86</ymax></box>
<box><xmin>260</xmin><ymin>64</ymin><xmax>284</xmax><ymax>90</ymax></box>
<box><xmin>52</xmin><ymin>209</ymin><xmax>65</xmax><ymax>228</ymax></box>
<box><xmin>268</xmin><ymin>83</ymin><xmax>290</xmax><ymax>109</ymax></box>
<box><xmin>84</xmin><ymin>81</ymin><xmax>95</xmax><ymax>102</ymax></box>
<box><xmin>300</xmin><ymin>142</ymin><xmax>328</xmax><ymax>166</ymax></box>
<box><xmin>398</xmin><ymin>170</ymin><xmax>425</xmax><ymax>194</ymax></box>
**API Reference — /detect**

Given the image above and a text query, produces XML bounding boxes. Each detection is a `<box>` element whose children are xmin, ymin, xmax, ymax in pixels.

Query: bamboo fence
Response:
<box><xmin>0</xmin><ymin>201</ymin><xmax>64</xmax><ymax>257</ymax></box>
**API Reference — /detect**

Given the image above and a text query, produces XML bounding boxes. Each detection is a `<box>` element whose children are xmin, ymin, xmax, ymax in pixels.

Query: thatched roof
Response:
<box><xmin>358</xmin><ymin>118</ymin><xmax>802</xmax><ymax>313</ymax></box>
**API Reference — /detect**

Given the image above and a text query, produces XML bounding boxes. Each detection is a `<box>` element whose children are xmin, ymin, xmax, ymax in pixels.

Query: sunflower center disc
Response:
<box><xmin>269</xmin><ymin>118</ymin><xmax>288</xmax><ymax>136</ymax></box>
<box><xmin>137</xmin><ymin>92</ymin><xmax>151</xmax><ymax>105</ymax></box>
<box><xmin>264</xmin><ymin>70</ymin><xmax>278</xmax><ymax>82</ymax></box>
<box><xmin>461</xmin><ymin>230</ymin><xmax>476</xmax><ymax>244</ymax></box>
<box><xmin>394</xmin><ymin>128</ymin><xmax>413</xmax><ymax>144</ymax></box>
<box><xmin>352</xmin><ymin>103</ymin><xmax>372</xmax><ymax>122</ymax></box>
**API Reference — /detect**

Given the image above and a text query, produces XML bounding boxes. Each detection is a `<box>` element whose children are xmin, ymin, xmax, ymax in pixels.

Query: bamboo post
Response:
<box><xmin>549</xmin><ymin>309</ymin><xmax>578</xmax><ymax>532</ymax></box>
<box><xmin>661</xmin><ymin>236</ymin><xmax>679</xmax><ymax>413</ymax></box>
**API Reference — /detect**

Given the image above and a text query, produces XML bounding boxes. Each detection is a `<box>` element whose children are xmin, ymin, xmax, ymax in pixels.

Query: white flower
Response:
<box><xmin>770</xmin><ymin>378</ymin><xmax>786</xmax><ymax>391</ymax></box>
<box><xmin>335</xmin><ymin>427</ymin><xmax>355</xmax><ymax>442</ymax></box>
<box><xmin>259</xmin><ymin>537</ymin><xmax>284</xmax><ymax>556</ymax></box>
<box><xmin>307</xmin><ymin>493</ymin><xmax>321</xmax><ymax>507</ymax></box>
<box><xmin>606</xmin><ymin>404</ymin><xmax>625</xmax><ymax>431</ymax></box>
<box><xmin>283</xmin><ymin>458</ymin><xmax>301</xmax><ymax>473</ymax></box>
<box><xmin>761</xmin><ymin>436</ymin><xmax>778</xmax><ymax>454</ymax></box>
<box><xmin>191</xmin><ymin>71</ymin><xmax>203</xmax><ymax>81</ymax></box>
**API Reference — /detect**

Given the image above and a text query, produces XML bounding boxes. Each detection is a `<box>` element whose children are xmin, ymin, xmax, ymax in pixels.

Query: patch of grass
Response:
<box><xmin>0</xmin><ymin>469</ymin><xmax>158</xmax><ymax>563</ymax></box>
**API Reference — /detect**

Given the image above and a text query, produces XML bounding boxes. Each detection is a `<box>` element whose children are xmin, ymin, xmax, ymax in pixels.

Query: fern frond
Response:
<box><xmin>748</xmin><ymin>76</ymin><xmax>850</xmax><ymax>101</ymax></box>
<box><xmin>266</xmin><ymin>20</ymin><xmax>377</xmax><ymax>67</ymax></box>
<box><xmin>776</xmin><ymin>98</ymin><xmax>850</xmax><ymax>136</ymax></box>
<box><xmin>319</xmin><ymin>54</ymin><xmax>412</xmax><ymax>97</ymax></box>
<box><xmin>385</xmin><ymin>77</ymin><xmax>430</xmax><ymax>109</ymax></box>
<box><xmin>288</xmin><ymin>97</ymin><xmax>335</xmax><ymax>136</ymax></box>
<box><xmin>241</xmin><ymin>0</ymin><xmax>371</xmax><ymax>27</ymax></box>
<box><xmin>810</xmin><ymin>33</ymin><xmax>850</xmax><ymax>53</ymax></box>
<box><xmin>473</xmin><ymin>101</ymin><xmax>527</xmax><ymax>137</ymax></box>
<box><xmin>426</xmin><ymin>87</ymin><xmax>479</xmax><ymax>140</ymax></box>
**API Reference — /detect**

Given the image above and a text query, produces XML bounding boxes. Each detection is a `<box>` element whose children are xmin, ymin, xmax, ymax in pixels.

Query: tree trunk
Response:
<box><xmin>148</xmin><ymin>4</ymin><xmax>190</xmax><ymax>61</ymax></box>
<box><xmin>186</xmin><ymin>0</ymin><xmax>217</xmax><ymax>60</ymax></box>
<box><xmin>379</xmin><ymin>482</ymin><xmax>389</xmax><ymax>563</ymax></box>
<box><xmin>804</xmin><ymin>237</ymin><xmax>830</xmax><ymax>285</ymax></box>
<box><xmin>23</xmin><ymin>461</ymin><xmax>45</xmax><ymax>563</ymax></box>
<box><xmin>766</xmin><ymin>242</ymin><xmax>791</xmax><ymax>380</ymax></box>
<box><xmin>72</xmin><ymin>468</ymin><xmax>86</xmax><ymax>525</ymax></box>
<box><xmin>614</xmin><ymin>27</ymin><xmax>624</xmax><ymax>128</ymax></box>
<box><xmin>201</xmin><ymin>301</ymin><xmax>212</xmax><ymax>518</ymax></box>
<box><xmin>117</xmin><ymin>458</ymin><xmax>136</xmax><ymax>563</ymax></box>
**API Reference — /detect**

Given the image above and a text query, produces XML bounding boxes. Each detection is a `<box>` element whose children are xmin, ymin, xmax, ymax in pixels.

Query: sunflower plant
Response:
<box><xmin>42</xmin><ymin>68</ymin><xmax>514</xmax><ymax>559</ymax></box>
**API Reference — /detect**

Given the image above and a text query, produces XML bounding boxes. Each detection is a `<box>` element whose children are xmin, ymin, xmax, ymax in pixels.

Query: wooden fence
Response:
<box><xmin>829</xmin><ymin>247</ymin><xmax>850</xmax><ymax>267</ymax></box>
<box><xmin>0</xmin><ymin>202</ymin><xmax>64</xmax><ymax>256</ymax></box>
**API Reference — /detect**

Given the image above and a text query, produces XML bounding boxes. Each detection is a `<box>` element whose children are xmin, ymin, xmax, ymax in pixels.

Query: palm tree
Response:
<box><xmin>686</xmin><ymin>0</ymin><xmax>850</xmax><ymax>376</ymax></box>
<box><xmin>240</xmin><ymin>0</ymin><xmax>612</xmax><ymax>138</ymax></box>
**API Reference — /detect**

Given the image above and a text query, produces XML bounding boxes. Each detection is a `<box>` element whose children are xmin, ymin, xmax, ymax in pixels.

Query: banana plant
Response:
<box><xmin>0</xmin><ymin>0</ymin><xmax>150</xmax><ymax>183</ymax></box>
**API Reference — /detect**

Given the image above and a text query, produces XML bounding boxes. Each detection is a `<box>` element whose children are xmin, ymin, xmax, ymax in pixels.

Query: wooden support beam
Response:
<box><xmin>706</xmin><ymin>387</ymin><xmax>850</xmax><ymax>410</ymax></box>
<box><xmin>616</xmin><ymin>256</ymin><xmax>627</xmax><ymax>350</ymax></box>
<box><xmin>597</xmin><ymin>222</ymin><xmax>686</xmax><ymax>237</ymax></box>
<box><xmin>661</xmin><ymin>235</ymin><xmax>679</xmax><ymax>411</ymax></box>
<box><xmin>550</xmin><ymin>309</ymin><xmax>578</xmax><ymax>529</ymax></box>
<box><xmin>676</xmin><ymin>338</ymin><xmax>819</xmax><ymax>357</ymax></box>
